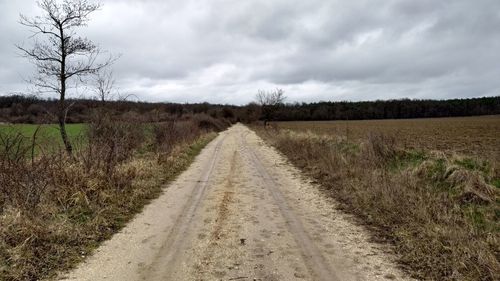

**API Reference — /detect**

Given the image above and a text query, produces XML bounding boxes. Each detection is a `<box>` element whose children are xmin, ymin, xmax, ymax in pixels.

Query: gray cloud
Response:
<box><xmin>1</xmin><ymin>0</ymin><xmax>499</xmax><ymax>104</ymax></box>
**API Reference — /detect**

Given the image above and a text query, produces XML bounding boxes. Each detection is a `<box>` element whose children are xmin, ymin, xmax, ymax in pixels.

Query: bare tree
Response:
<box><xmin>18</xmin><ymin>0</ymin><xmax>113</xmax><ymax>155</ymax></box>
<box><xmin>94</xmin><ymin>70</ymin><xmax>116</xmax><ymax>103</ymax></box>
<box><xmin>255</xmin><ymin>88</ymin><xmax>286</xmax><ymax>126</ymax></box>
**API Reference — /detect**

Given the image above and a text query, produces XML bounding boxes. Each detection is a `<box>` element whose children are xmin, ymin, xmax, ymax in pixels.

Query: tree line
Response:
<box><xmin>1</xmin><ymin>94</ymin><xmax>498</xmax><ymax>125</ymax></box>
<box><xmin>268</xmin><ymin>96</ymin><xmax>500</xmax><ymax>121</ymax></box>
<box><xmin>0</xmin><ymin>94</ymin><xmax>239</xmax><ymax>124</ymax></box>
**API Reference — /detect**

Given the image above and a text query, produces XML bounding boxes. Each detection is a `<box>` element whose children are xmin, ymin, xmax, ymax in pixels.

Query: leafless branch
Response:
<box><xmin>17</xmin><ymin>0</ymin><xmax>113</xmax><ymax>156</ymax></box>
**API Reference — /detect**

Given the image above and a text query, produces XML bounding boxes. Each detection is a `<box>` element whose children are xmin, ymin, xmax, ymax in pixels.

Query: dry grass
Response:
<box><xmin>254</xmin><ymin>125</ymin><xmax>499</xmax><ymax>281</ymax></box>
<box><xmin>276</xmin><ymin>115</ymin><xmax>500</xmax><ymax>160</ymax></box>
<box><xmin>0</xmin><ymin>113</ymin><xmax>227</xmax><ymax>281</ymax></box>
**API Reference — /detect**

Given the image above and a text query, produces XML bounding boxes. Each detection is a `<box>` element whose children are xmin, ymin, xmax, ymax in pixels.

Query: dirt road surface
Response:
<box><xmin>61</xmin><ymin>124</ymin><xmax>411</xmax><ymax>281</ymax></box>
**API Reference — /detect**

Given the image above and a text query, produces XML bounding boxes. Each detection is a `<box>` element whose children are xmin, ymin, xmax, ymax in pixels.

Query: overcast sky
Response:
<box><xmin>1</xmin><ymin>0</ymin><xmax>500</xmax><ymax>105</ymax></box>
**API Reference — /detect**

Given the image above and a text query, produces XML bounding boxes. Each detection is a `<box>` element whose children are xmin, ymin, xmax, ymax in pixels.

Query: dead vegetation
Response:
<box><xmin>0</xmin><ymin>113</ymin><xmax>230</xmax><ymax>280</ymax></box>
<box><xmin>254</xmin><ymin>126</ymin><xmax>499</xmax><ymax>281</ymax></box>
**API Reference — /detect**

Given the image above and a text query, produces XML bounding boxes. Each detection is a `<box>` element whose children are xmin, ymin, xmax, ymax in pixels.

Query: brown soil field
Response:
<box><xmin>276</xmin><ymin>115</ymin><xmax>500</xmax><ymax>160</ymax></box>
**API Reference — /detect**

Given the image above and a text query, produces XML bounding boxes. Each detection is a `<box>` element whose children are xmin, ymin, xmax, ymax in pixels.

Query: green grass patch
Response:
<box><xmin>454</xmin><ymin>157</ymin><xmax>491</xmax><ymax>174</ymax></box>
<box><xmin>0</xmin><ymin>123</ymin><xmax>86</xmax><ymax>138</ymax></box>
<box><xmin>389</xmin><ymin>150</ymin><xmax>428</xmax><ymax>171</ymax></box>
<box><xmin>466</xmin><ymin>206</ymin><xmax>487</xmax><ymax>230</ymax></box>
<box><xmin>187</xmin><ymin>134</ymin><xmax>215</xmax><ymax>158</ymax></box>
<box><xmin>464</xmin><ymin>204</ymin><xmax>500</xmax><ymax>233</ymax></box>
<box><xmin>0</xmin><ymin>124</ymin><xmax>87</xmax><ymax>156</ymax></box>
<box><xmin>337</xmin><ymin>140</ymin><xmax>360</xmax><ymax>154</ymax></box>
<box><xmin>0</xmin><ymin>124</ymin><xmax>86</xmax><ymax>146</ymax></box>
<box><xmin>430</xmin><ymin>158</ymin><xmax>447</xmax><ymax>178</ymax></box>
<box><xmin>492</xmin><ymin>179</ymin><xmax>500</xmax><ymax>189</ymax></box>
<box><xmin>403</xmin><ymin>150</ymin><xmax>428</xmax><ymax>165</ymax></box>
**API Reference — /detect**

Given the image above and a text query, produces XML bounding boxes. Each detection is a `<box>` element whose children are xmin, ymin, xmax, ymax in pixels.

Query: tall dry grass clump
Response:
<box><xmin>0</xmin><ymin>114</ymin><xmax>230</xmax><ymax>280</ymax></box>
<box><xmin>255</xmin><ymin>127</ymin><xmax>499</xmax><ymax>281</ymax></box>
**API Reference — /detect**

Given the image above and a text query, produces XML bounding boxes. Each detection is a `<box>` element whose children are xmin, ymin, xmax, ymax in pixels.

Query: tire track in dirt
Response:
<box><xmin>137</xmin><ymin>135</ymin><xmax>227</xmax><ymax>280</ymax></box>
<box><xmin>241</xmin><ymin>133</ymin><xmax>340</xmax><ymax>281</ymax></box>
<box><xmin>196</xmin><ymin>150</ymin><xmax>237</xmax><ymax>277</ymax></box>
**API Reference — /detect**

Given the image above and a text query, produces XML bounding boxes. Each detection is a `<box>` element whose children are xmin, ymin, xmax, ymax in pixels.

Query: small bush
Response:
<box><xmin>193</xmin><ymin>113</ymin><xmax>230</xmax><ymax>132</ymax></box>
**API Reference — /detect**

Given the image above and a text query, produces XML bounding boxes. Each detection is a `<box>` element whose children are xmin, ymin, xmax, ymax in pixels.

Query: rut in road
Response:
<box><xmin>241</xmin><ymin>134</ymin><xmax>338</xmax><ymax>281</ymax></box>
<box><xmin>61</xmin><ymin>124</ymin><xmax>412</xmax><ymax>281</ymax></box>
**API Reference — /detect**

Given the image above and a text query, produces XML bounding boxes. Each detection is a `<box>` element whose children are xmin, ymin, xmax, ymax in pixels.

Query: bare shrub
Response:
<box><xmin>193</xmin><ymin>113</ymin><xmax>230</xmax><ymax>132</ymax></box>
<box><xmin>83</xmin><ymin>114</ymin><xmax>145</xmax><ymax>175</ymax></box>
<box><xmin>365</xmin><ymin>132</ymin><xmax>398</xmax><ymax>164</ymax></box>
<box><xmin>0</xmin><ymin>131</ymin><xmax>30</xmax><ymax>166</ymax></box>
<box><xmin>153</xmin><ymin>120</ymin><xmax>201</xmax><ymax>154</ymax></box>
<box><xmin>0</xmin><ymin>130</ymin><xmax>53</xmax><ymax>212</ymax></box>
<box><xmin>154</xmin><ymin>121</ymin><xmax>188</xmax><ymax>163</ymax></box>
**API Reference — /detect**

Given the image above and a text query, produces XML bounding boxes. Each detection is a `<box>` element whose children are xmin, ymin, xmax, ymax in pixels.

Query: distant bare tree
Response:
<box><xmin>94</xmin><ymin>70</ymin><xmax>116</xmax><ymax>103</ymax></box>
<box><xmin>17</xmin><ymin>0</ymin><xmax>113</xmax><ymax>155</ymax></box>
<box><xmin>256</xmin><ymin>88</ymin><xmax>286</xmax><ymax>126</ymax></box>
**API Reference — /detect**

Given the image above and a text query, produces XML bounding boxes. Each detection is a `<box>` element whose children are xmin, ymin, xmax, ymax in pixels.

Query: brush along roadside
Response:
<box><xmin>0</xmin><ymin>114</ymin><xmax>228</xmax><ymax>281</ymax></box>
<box><xmin>253</xmin><ymin>127</ymin><xmax>499</xmax><ymax>281</ymax></box>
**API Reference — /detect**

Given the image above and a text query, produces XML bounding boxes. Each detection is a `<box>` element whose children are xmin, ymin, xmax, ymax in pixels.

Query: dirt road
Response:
<box><xmin>62</xmin><ymin>124</ymin><xmax>410</xmax><ymax>281</ymax></box>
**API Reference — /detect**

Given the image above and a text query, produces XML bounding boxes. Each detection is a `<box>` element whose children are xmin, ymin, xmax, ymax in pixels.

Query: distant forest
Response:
<box><xmin>271</xmin><ymin>96</ymin><xmax>500</xmax><ymax>121</ymax></box>
<box><xmin>0</xmin><ymin>95</ymin><xmax>241</xmax><ymax>124</ymax></box>
<box><xmin>0</xmin><ymin>94</ymin><xmax>498</xmax><ymax>124</ymax></box>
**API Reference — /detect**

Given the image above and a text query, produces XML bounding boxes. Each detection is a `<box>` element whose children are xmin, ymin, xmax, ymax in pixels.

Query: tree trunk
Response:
<box><xmin>58</xmin><ymin>110</ymin><xmax>73</xmax><ymax>156</ymax></box>
<box><xmin>58</xmin><ymin>80</ymin><xmax>73</xmax><ymax>156</ymax></box>
<box><xmin>59</xmin><ymin>25</ymin><xmax>72</xmax><ymax>156</ymax></box>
